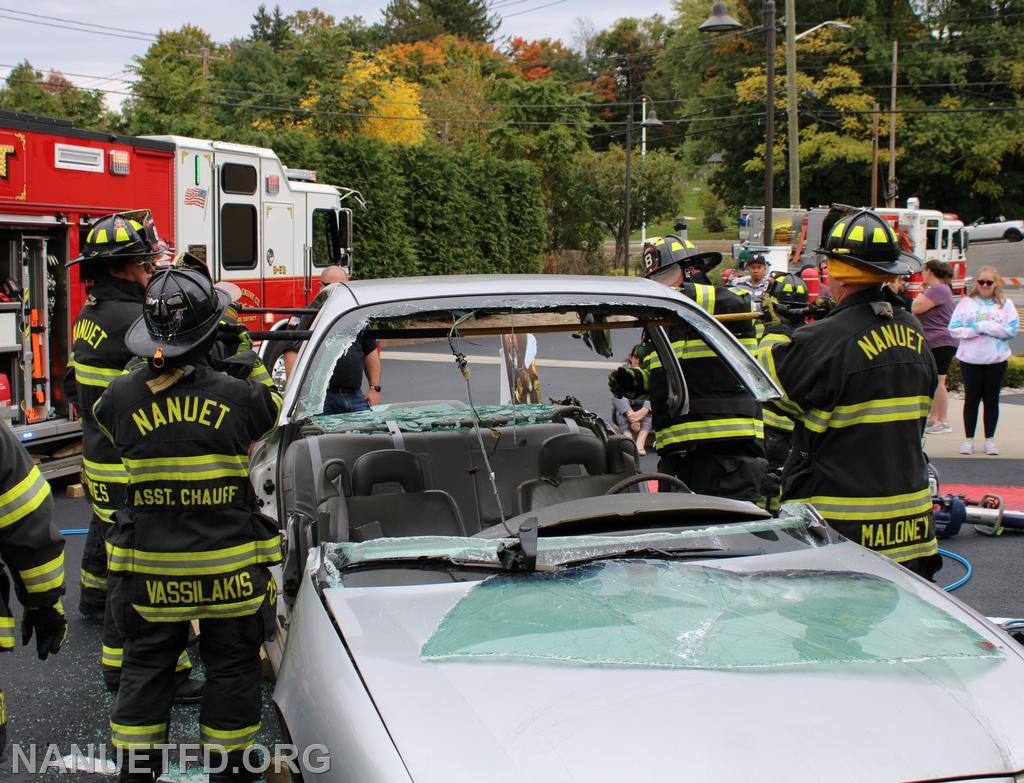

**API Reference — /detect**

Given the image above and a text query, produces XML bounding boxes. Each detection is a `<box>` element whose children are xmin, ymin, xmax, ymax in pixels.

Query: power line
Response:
<box><xmin>0</xmin><ymin>12</ymin><xmax>157</xmax><ymax>42</ymax></box>
<box><xmin>0</xmin><ymin>7</ymin><xmax>158</xmax><ymax>39</ymax></box>
<box><xmin>501</xmin><ymin>0</ymin><xmax>567</xmax><ymax>19</ymax></box>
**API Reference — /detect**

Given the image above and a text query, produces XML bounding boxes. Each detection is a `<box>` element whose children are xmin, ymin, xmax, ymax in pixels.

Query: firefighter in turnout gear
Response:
<box><xmin>755</xmin><ymin>273</ymin><xmax>812</xmax><ymax>513</ymax></box>
<box><xmin>94</xmin><ymin>268</ymin><xmax>283</xmax><ymax>782</ymax></box>
<box><xmin>757</xmin><ymin>208</ymin><xmax>941</xmax><ymax>579</ymax></box>
<box><xmin>64</xmin><ymin>212</ymin><xmax>199</xmax><ymax>698</ymax></box>
<box><xmin>0</xmin><ymin>421</ymin><xmax>66</xmax><ymax>752</ymax></box>
<box><xmin>609</xmin><ymin>236</ymin><xmax>768</xmax><ymax>501</ymax></box>
<box><xmin>756</xmin><ymin>272</ymin><xmax>811</xmax><ymax>469</ymax></box>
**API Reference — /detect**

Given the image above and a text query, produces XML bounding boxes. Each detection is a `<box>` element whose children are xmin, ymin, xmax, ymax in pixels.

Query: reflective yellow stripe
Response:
<box><xmin>692</xmin><ymin>284</ymin><xmax>716</xmax><ymax>314</ymax></box>
<box><xmin>110</xmin><ymin>721</ymin><xmax>168</xmax><ymax>749</ymax></box>
<box><xmin>122</xmin><ymin>453</ymin><xmax>249</xmax><ymax>483</ymax></box>
<box><xmin>176</xmin><ymin>650</ymin><xmax>192</xmax><ymax>671</ymax></box>
<box><xmin>787</xmin><ymin>488</ymin><xmax>933</xmax><ymax>521</ymax></box>
<box><xmin>249</xmin><ymin>362</ymin><xmax>276</xmax><ymax>390</ymax></box>
<box><xmin>107</xmin><ymin>536</ymin><xmax>282</xmax><ymax>575</ymax></box>
<box><xmin>20</xmin><ymin>552</ymin><xmax>64</xmax><ymax>593</ymax></box>
<box><xmin>757</xmin><ymin>344</ymin><xmax>803</xmax><ymax>416</ymax></box>
<box><xmin>657</xmin><ymin>417</ymin><xmax>764</xmax><ymax>447</ymax></box>
<box><xmin>132</xmin><ymin>592</ymin><xmax>267</xmax><ymax>622</ymax></box>
<box><xmin>802</xmin><ymin>395</ymin><xmax>932</xmax><ymax>433</ymax></box>
<box><xmin>81</xmin><ymin>569</ymin><xmax>108</xmax><ymax>591</ymax></box>
<box><xmin>0</xmin><ymin>465</ymin><xmax>50</xmax><ymax>529</ymax></box>
<box><xmin>878</xmin><ymin>537</ymin><xmax>939</xmax><ymax>563</ymax></box>
<box><xmin>69</xmin><ymin>360</ymin><xmax>122</xmax><ymax>388</ymax></box>
<box><xmin>101</xmin><ymin>645</ymin><xmax>122</xmax><ymax>668</ymax></box>
<box><xmin>93</xmin><ymin>505</ymin><xmax>116</xmax><ymax>524</ymax></box>
<box><xmin>200</xmin><ymin>721</ymin><xmax>261</xmax><ymax>752</ymax></box>
<box><xmin>762</xmin><ymin>408</ymin><xmax>794</xmax><ymax>431</ymax></box>
<box><xmin>83</xmin><ymin>458</ymin><xmax>129</xmax><ymax>484</ymax></box>
<box><xmin>0</xmin><ymin>616</ymin><xmax>14</xmax><ymax>650</ymax></box>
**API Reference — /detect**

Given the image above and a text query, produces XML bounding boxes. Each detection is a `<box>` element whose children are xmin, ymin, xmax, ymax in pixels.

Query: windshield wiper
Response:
<box><xmin>554</xmin><ymin>545</ymin><xmax>760</xmax><ymax>569</ymax></box>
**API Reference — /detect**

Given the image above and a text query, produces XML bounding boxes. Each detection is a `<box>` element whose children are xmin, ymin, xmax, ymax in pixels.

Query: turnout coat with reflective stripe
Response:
<box><xmin>641</xmin><ymin>283</ymin><xmax>763</xmax><ymax>452</ymax></box>
<box><xmin>93</xmin><ymin>358</ymin><xmax>283</xmax><ymax>622</ymax></box>
<box><xmin>64</xmin><ymin>277</ymin><xmax>144</xmax><ymax>524</ymax></box>
<box><xmin>0</xmin><ymin>423</ymin><xmax>64</xmax><ymax>650</ymax></box>
<box><xmin>758</xmin><ymin>287</ymin><xmax>940</xmax><ymax>566</ymax></box>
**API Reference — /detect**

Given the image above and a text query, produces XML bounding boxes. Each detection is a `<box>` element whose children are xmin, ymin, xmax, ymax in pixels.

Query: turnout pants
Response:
<box><xmin>111</xmin><ymin>608</ymin><xmax>263</xmax><ymax>772</ymax></box>
<box><xmin>658</xmin><ymin>441</ymin><xmax>768</xmax><ymax>503</ymax></box>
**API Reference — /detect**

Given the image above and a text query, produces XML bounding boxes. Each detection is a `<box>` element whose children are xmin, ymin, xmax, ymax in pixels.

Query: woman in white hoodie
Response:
<box><xmin>948</xmin><ymin>265</ymin><xmax>1019</xmax><ymax>455</ymax></box>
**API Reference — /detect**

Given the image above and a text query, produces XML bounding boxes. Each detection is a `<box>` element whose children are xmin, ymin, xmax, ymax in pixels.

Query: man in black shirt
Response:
<box><xmin>282</xmin><ymin>266</ymin><xmax>381</xmax><ymax>413</ymax></box>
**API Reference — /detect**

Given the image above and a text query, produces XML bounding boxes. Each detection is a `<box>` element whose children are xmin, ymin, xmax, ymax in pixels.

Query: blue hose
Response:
<box><xmin>939</xmin><ymin>548</ymin><xmax>972</xmax><ymax>592</ymax></box>
<box><xmin>59</xmin><ymin>528</ymin><xmax>89</xmax><ymax>536</ymax></box>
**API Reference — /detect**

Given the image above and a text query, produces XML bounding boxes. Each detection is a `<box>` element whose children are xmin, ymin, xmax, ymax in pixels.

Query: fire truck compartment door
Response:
<box><xmin>214</xmin><ymin>151</ymin><xmax>262</xmax><ymax>302</ymax></box>
<box><xmin>264</xmin><ymin>202</ymin><xmax>296</xmax><ymax>308</ymax></box>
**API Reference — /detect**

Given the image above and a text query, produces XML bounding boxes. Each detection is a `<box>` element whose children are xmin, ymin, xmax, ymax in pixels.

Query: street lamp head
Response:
<box><xmin>642</xmin><ymin>107</ymin><xmax>663</xmax><ymax>128</ymax></box>
<box><xmin>699</xmin><ymin>1</ymin><xmax>743</xmax><ymax>33</ymax></box>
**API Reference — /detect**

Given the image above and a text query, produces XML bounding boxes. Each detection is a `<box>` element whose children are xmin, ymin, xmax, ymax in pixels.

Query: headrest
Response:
<box><xmin>352</xmin><ymin>450</ymin><xmax>425</xmax><ymax>496</ymax></box>
<box><xmin>605</xmin><ymin>435</ymin><xmax>639</xmax><ymax>474</ymax></box>
<box><xmin>538</xmin><ymin>433</ymin><xmax>607</xmax><ymax>478</ymax></box>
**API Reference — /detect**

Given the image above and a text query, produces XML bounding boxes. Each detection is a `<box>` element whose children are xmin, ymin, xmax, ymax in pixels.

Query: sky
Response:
<box><xmin>1</xmin><ymin>0</ymin><xmax>678</xmax><ymax>109</ymax></box>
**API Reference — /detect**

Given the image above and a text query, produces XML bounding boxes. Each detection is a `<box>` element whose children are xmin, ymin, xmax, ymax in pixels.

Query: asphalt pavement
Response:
<box><xmin>1</xmin><ymin>330</ymin><xmax>1022</xmax><ymax>780</ymax></box>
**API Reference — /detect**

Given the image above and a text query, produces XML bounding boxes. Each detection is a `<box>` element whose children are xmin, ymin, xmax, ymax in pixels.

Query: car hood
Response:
<box><xmin>323</xmin><ymin>544</ymin><xmax>1024</xmax><ymax>783</ymax></box>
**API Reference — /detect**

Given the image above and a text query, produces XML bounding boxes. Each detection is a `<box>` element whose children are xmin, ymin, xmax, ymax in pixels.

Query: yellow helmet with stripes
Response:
<box><xmin>817</xmin><ymin>208</ymin><xmax>921</xmax><ymax>275</ymax></box>
<box><xmin>68</xmin><ymin>210</ymin><xmax>169</xmax><ymax>269</ymax></box>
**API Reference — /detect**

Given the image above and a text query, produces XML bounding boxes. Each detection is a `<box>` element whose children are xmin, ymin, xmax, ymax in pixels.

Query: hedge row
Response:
<box><xmin>317</xmin><ymin>137</ymin><xmax>545</xmax><ymax>278</ymax></box>
<box><xmin>945</xmin><ymin>356</ymin><xmax>1024</xmax><ymax>391</ymax></box>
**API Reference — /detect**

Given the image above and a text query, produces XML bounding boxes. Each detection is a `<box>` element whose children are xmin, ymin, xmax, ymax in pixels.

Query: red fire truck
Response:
<box><xmin>0</xmin><ymin>109</ymin><xmax>359</xmax><ymax>477</ymax></box>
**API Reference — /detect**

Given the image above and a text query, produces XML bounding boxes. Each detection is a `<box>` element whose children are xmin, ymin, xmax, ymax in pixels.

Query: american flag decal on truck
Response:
<box><xmin>184</xmin><ymin>187</ymin><xmax>207</xmax><ymax>208</ymax></box>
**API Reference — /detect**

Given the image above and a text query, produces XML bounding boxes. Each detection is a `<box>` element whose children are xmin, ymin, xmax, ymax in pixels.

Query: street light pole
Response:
<box><xmin>784</xmin><ymin>0</ymin><xmax>798</xmax><ymax>209</ymax></box>
<box><xmin>763</xmin><ymin>0</ymin><xmax>775</xmax><ymax>245</ymax></box>
<box><xmin>623</xmin><ymin>101</ymin><xmax>634</xmax><ymax>276</ymax></box>
<box><xmin>641</xmin><ymin>97</ymin><xmax>648</xmax><ymax>247</ymax></box>
<box><xmin>699</xmin><ymin>1</ymin><xmax>774</xmax><ymax>245</ymax></box>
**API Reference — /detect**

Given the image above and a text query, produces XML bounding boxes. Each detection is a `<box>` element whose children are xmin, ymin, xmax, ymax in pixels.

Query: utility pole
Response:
<box><xmin>887</xmin><ymin>40</ymin><xmax>898</xmax><ymax>208</ymax></box>
<box><xmin>185</xmin><ymin>47</ymin><xmax>224</xmax><ymax>77</ymax></box>
<box><xmin>871</xmin><ymin>102</ymin><xmax>880</xmax><ymax>208</ymax></box>
<box><xmin>763</xmin><ymin>0</ymin><xmax>776</xmax><ymax>243</ymax></box>
<box><xmin>623</xmin><ymin>99</ymin><xmax>634</xmax><ymax>276</ymax></box>
<box><xmin>784</xmin><ymin>0</ymin><xmax>799</xmax><ymax>208</ymax></box>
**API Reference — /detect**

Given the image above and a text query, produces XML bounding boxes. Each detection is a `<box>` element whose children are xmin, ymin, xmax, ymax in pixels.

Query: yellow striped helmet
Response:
<box><xmin>69</xmin><ymin>209</ymin><xmax>169</xmax><ymax>267</ymax></box>
<box><xmin>816</xmin><ymin>208</ymin><xmax>921</xmax><ymax>275</ymax></box>
<box><xmin>766</xmin><ymin>272</ymin><xmax>809</xmax><ymax>307</ymax></box>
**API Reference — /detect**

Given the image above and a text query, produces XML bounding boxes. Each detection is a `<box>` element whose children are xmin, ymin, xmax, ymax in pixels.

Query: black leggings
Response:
<box><xmin>961</xmin><ymin>360</ymin><xmax>1007</xmax><ymax>438</ymax></box>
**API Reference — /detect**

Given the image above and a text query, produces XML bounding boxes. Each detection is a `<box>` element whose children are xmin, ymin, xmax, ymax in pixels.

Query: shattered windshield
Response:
<box><xmin>420</xmin><ymin>564</ymin><xmax>1002</xmax><ymax>669</ymax></box>
<box><xmin>322</xmin><ymin>506</ymin><xmax>819</xmax><ymax>576</ymax></box>
<box><xmin>291</xmin><ymin>293</ymin><xmax>778</xmax><ymax>420</ymax></box>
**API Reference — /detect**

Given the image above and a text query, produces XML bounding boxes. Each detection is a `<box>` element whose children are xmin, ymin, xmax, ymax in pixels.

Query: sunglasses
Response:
<box><xmin>976</xmin><ymin>279</ymin><xmax>996</xmax><ymax>286</ymax></box>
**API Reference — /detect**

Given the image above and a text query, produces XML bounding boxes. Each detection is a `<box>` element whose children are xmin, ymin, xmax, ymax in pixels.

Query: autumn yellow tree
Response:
<box><xmin>300</xmin><ymin>52</ymin><xmax>428</xmax><ymax>143</ymax></box>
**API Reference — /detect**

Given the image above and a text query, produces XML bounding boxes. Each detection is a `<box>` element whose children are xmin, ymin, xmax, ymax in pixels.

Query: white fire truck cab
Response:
<box><xmin>0</xmin><ymin>110</ymin><xmax>360</xmax><ymax>477</ymax></box>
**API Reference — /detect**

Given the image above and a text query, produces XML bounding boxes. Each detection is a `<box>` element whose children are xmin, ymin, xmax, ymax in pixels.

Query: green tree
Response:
<box><xmin>569</xmin><ymin>145</ymin><xmax>683</xmax><ymax>270</ymax></box>
<box><xmin>123</xmin><ymin>26</ymin><xmax>224</xmax><ymax>136</ymax></box>
<box><xmin>382</xmin><ymin>0</ymin><xmax>498</xmax><ymax>43</ymax></box>
<box><xmin>0</xmin><ymin>62</ymin><xmax>114</xmax><ymax>130</ymax></box>
<box><xmin>251</xmin><ymin>4</ymin><xmax>292</xmax><ymax>52</ymax></box>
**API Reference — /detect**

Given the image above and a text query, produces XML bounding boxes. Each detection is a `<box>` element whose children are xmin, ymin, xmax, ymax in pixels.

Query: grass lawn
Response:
<box><xmin>626</xmin><ymin>184</ymin><xmax>737</xmax><ymax>242</ymax></box>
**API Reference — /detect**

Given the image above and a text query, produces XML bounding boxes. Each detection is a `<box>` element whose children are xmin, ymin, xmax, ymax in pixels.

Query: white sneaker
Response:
<box><xmin>959</xmin><ymin>440</ymin><xmax>974</xmax><ymax>455</ymax></box>
<box><xmin>925</xmin><ymin>423</ymin><xmax>952</xmax><ymax>434</ymax></box>
<box><xmin>985</xmin><ymin>439</ymin><xmax>999</xmax><ymax>456</ymax></box>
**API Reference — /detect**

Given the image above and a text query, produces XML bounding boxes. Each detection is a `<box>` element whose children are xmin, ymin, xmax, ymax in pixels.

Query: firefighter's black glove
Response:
<box><xmin>808</xmin><ymin>298</ymin><xmax>834</xmax><ymax>318</ymax></box>
<box><xmin>22</xmin><ymin>601</ymin><xmax>67</xmax><ymax>660</ymax></box>
<box><xmin>608</xmin><ymin>367</ymin><xmax>644</xmax><ymax>399</ymax></box>
<box><xmin>215</xmin><ymin>321</ymin><xmax>253</xmax><ymax>357</ymax></box>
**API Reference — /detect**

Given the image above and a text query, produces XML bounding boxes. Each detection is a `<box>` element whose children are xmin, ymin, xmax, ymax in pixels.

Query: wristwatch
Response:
<box><xmin>369</xmin><ymin>385</ymin><xmax>382</xmax><ymax>393</ymax></box>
